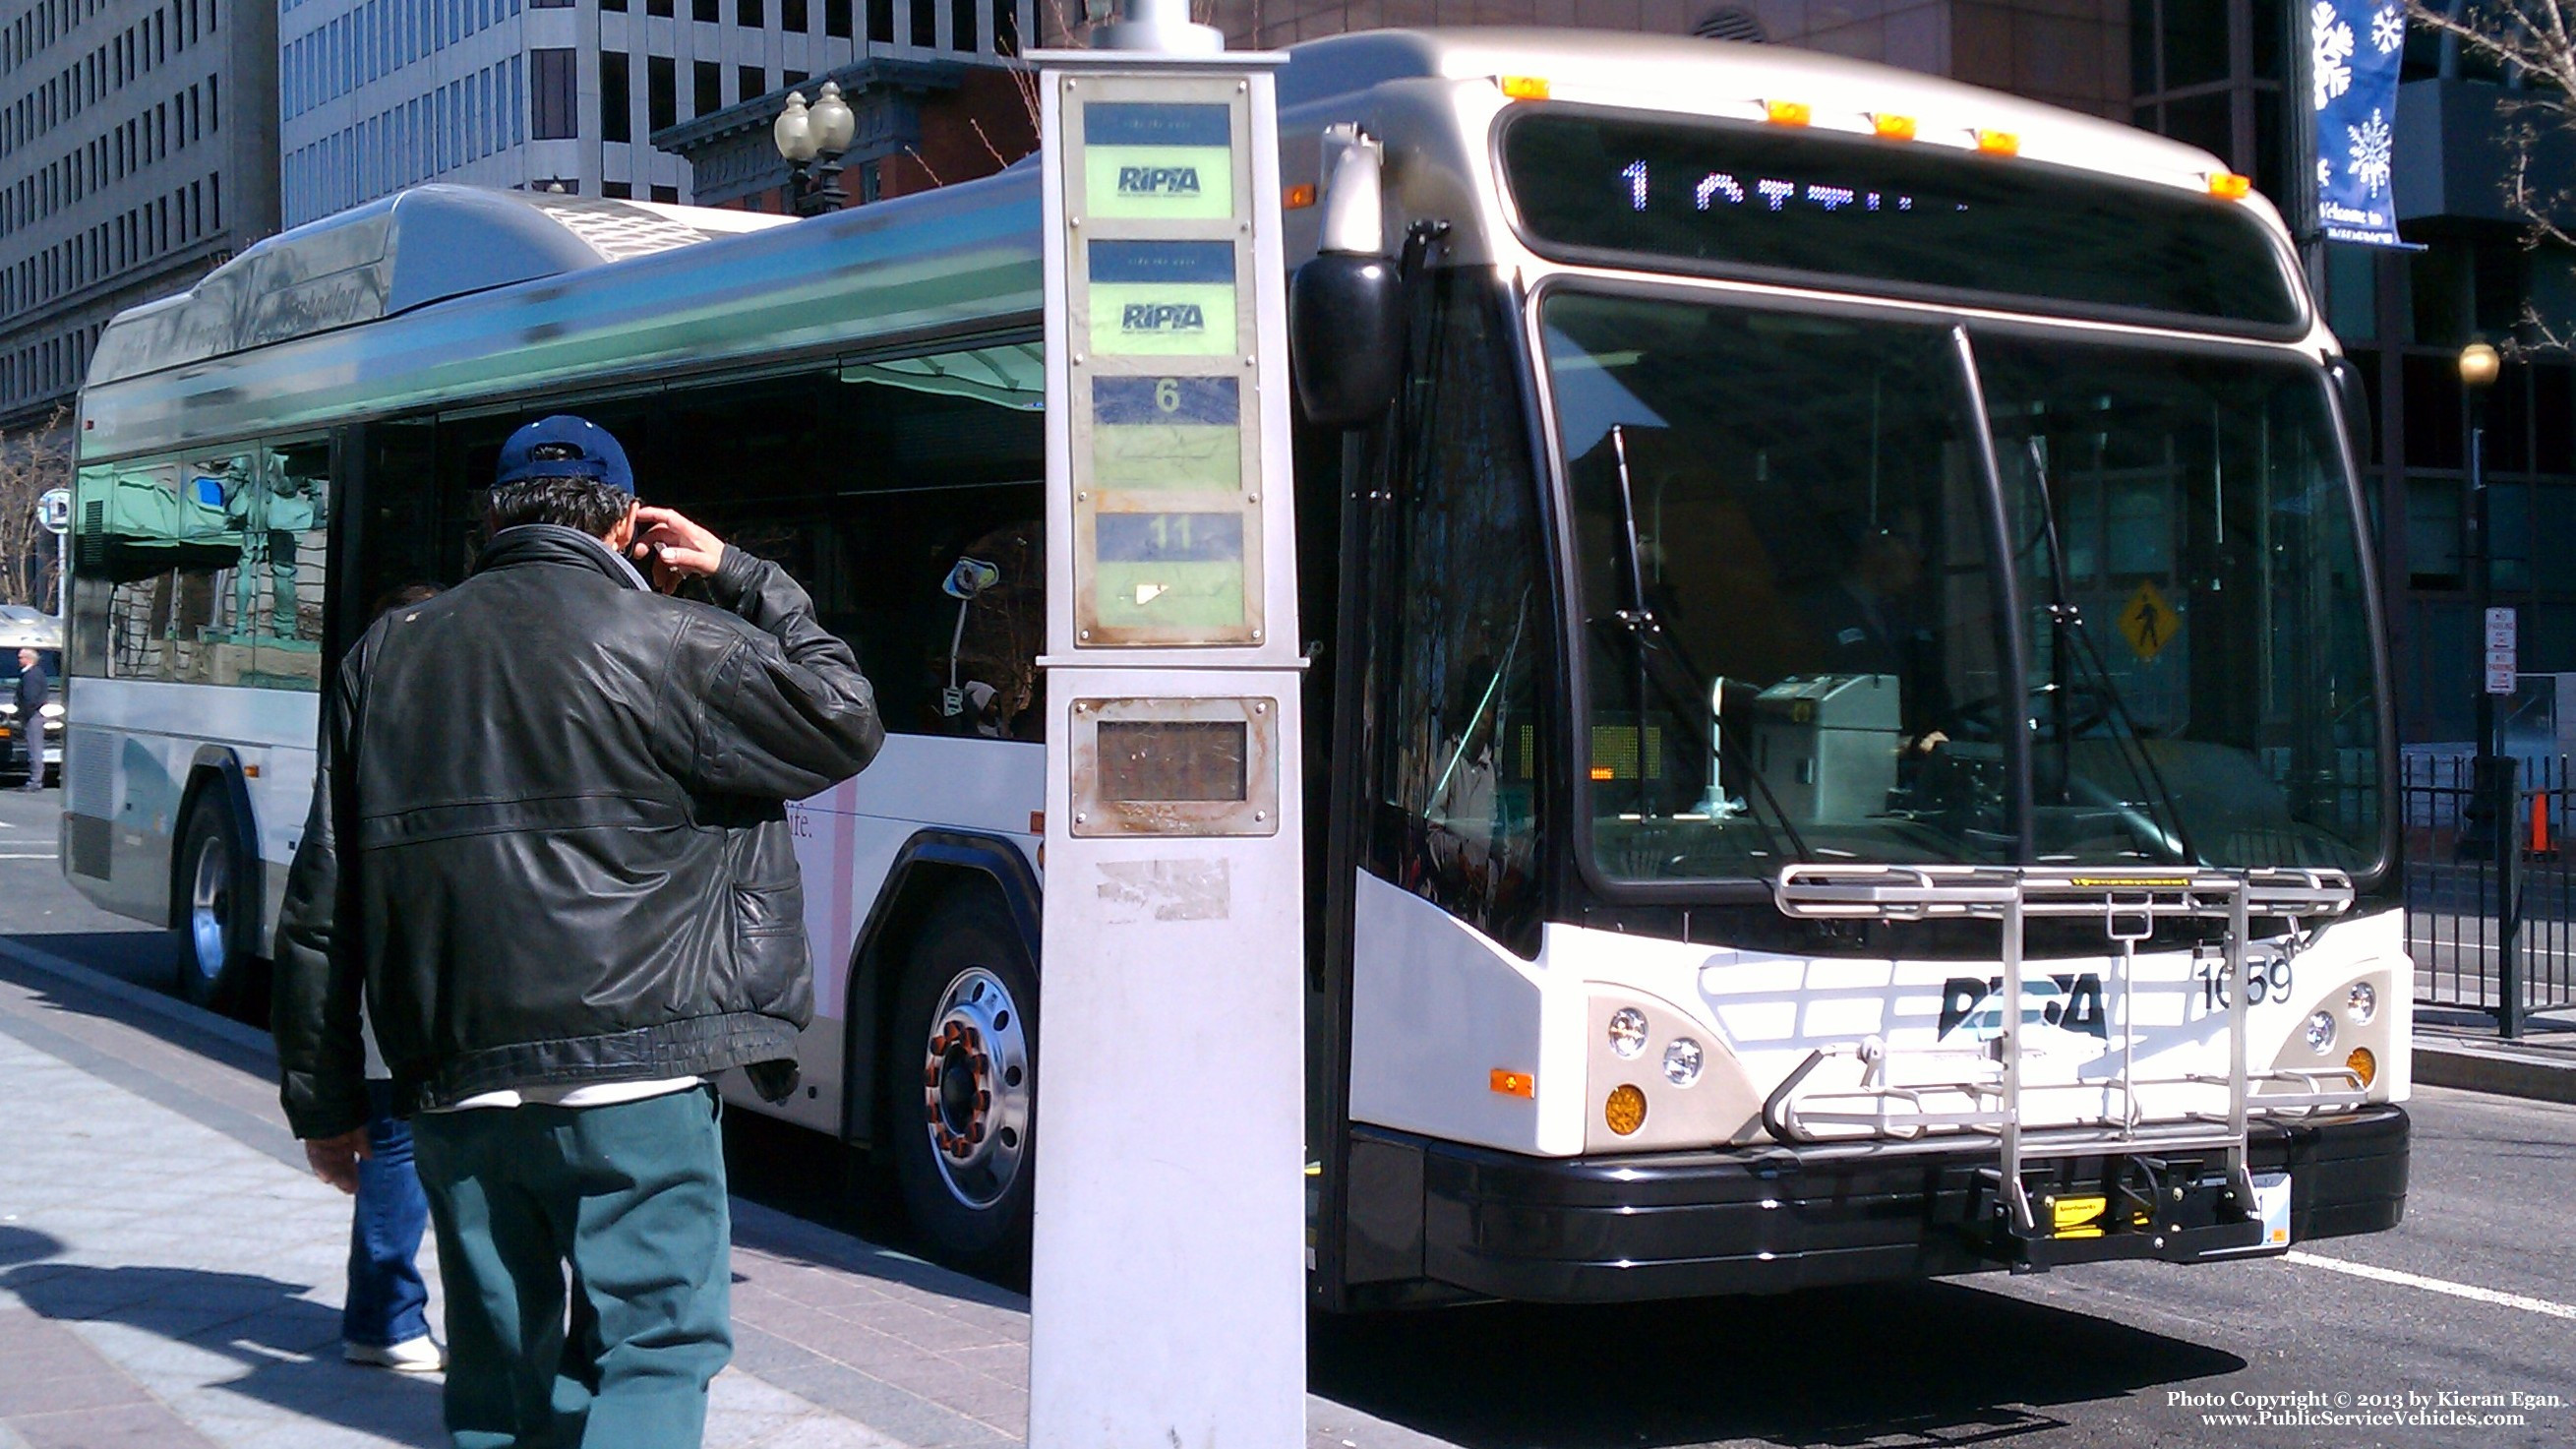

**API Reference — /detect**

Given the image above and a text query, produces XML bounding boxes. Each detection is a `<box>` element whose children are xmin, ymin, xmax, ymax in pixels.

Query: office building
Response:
<box><xmin>0</xmin><ymin>0</ymin><xmax>278</xmax><ymax>433</ymax></box>
<box><xmin>281</xmin><ymin>0</ymin><xmax>1037</xmax><ymax>224</ymax></box>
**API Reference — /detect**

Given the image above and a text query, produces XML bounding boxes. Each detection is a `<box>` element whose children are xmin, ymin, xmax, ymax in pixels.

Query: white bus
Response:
<box><xmin>66</xmin><ymin>28</ymin><xmax>2409</xmax><ymax>1305</ymax></box>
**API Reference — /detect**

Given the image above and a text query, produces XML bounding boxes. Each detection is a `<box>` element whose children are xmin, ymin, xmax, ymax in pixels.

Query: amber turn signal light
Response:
<box><xmin>1604</xmin><ymin>1084</ymin><xmax>1647</xmax><ymax>1135</ymax></box>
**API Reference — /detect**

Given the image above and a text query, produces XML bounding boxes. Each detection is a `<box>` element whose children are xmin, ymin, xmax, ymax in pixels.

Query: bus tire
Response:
<box><xmin>173</xmin><ymin>794</ymin><xmax>252</xmax><ymax>1013</ymax></box>
<box><xmin>888</xmin><ymin>891</ymin><xmax>1036</xmax><ymax>1275</ymax></box>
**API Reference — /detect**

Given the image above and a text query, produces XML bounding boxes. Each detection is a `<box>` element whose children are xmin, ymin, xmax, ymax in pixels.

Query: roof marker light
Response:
<box><xmin>1765</xmin><ymin>99</ymin><xmax>1812</xmax><ymax>127</ymax></box>
<box><xmin>1975</xmin><ymin>129</ymin><xmax>2019</xmax><ymax>156</ymax></box>
<box><xmin>2209</xmin><ymin>171</ymin><xmax>2253</xmax><ymax>200</ymax></box>
<box><xmin>1873</xmin><ymin>113</ymin><xmax>1917</xmax><ymax>142</ymax></box>
<box><xmin>1499</xmin><ymin>75</ymin><xmax>1550</xmax><ymax>100</ymax></box>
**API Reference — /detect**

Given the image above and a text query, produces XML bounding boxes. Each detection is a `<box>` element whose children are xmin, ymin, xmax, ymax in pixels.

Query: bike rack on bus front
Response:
<box><xmin>1767</xmin><ymin>864</ymin><xmax>2363</xmax><ymax>1254</ymax></box>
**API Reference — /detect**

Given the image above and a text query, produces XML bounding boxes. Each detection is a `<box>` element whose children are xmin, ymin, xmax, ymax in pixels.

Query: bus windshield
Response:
<box><xmin>1544</xmin><ymin>289</ymin><xmax>2381</xmax><ymax>883</ymax></box>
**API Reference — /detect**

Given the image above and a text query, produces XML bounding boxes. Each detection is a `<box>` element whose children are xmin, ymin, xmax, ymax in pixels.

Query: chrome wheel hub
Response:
<box><xmin>189</xmin><ymin>834</ymin><xmax>230</xmax><ymax>984</ymax></box>
<box><xmin>920</xmin><ymin>967</ymin><xmax>1031</xmax><ymax>1210</ymax></box>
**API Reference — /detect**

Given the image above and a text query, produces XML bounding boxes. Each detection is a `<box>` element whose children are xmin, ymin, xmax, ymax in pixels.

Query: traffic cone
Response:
<box><xmin>2532</xmin><ymin>792</ymin><xmax>2559</xmax><ymax>861</ymax></box>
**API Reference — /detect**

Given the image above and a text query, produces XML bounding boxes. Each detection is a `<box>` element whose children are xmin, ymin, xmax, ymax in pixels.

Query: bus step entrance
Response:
<box><xmin>1770</xmin><ymin>865</ymin><xmax>2357</xmax><ymax>1266</ymax></box>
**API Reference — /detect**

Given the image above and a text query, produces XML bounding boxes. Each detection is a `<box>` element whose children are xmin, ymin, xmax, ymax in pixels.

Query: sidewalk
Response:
<box><xmin>0</xmin><ymin>939</ymin><xmax>1442</xmax><ymax>1449</ymax></box>
<box><xmin>2413</xmin><ymin>1005</ymin><xmax>2576</xmax><ymax>1104</ymax></box>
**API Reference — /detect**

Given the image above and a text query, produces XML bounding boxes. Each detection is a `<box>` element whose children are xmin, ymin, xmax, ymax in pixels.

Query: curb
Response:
<box><xmin>2412</xmin><ymin>1044</ymin><xmax>2576</xmax><ymax>1105</ymax></box>
<box><xmin>0</xmin><ymin>934</ymin><xmax>275</xmax><ymax>1057</ymax></box>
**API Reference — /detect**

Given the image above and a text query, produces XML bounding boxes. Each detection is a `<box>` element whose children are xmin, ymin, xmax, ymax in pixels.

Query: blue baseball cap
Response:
<box><xmin>495</xmin><ymin>414</ymin><xmax>634</xmax><ymax>493</ymax></box>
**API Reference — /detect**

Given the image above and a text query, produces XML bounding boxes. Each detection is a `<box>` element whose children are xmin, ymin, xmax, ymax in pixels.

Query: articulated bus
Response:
<box><xmin>65</xmin><ymin>29</ymin><xmax>2407</xmax><ymax>1305</ymax></box>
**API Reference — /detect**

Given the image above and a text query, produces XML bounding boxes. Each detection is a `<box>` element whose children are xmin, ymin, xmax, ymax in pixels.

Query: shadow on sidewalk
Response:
<box><xmin>0</xmin><ymin>1243</ymin><xmax>442</xmax><ymax>1446</ymax></box>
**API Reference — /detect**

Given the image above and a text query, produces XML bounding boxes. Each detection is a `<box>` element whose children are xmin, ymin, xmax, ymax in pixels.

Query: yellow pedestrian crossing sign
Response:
<box><xmin>2120</xmin><ymin>580</ymin><xmax>2180</xmax><ymax>661</ymax></box>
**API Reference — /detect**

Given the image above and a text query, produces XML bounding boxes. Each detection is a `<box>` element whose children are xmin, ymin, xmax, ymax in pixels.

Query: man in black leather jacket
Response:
<box><xmin>271</xmin><ymin>414</ymin><xmax>882</xmax><ymax>1448</ymax></box>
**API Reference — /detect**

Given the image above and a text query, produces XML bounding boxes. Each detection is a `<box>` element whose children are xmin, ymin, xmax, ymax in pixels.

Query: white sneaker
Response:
<box><xmin>344</xmin><ymin>1337</ymin><xmax>446</xmax><ymax>1372</ymax></box>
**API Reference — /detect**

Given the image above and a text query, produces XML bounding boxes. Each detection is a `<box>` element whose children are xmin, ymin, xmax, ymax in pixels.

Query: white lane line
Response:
<box><xmin>2286</xmin><ymin>1249</ymin><xmax>2576</xmax><ymax>1320</ymax></box>
<box><xmin>0</xmin><ymin>852</ymin><xmax>56</xmax><ymax>859</ymax></box>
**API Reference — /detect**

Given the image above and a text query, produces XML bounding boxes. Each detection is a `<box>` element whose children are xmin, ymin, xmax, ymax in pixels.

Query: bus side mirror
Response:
<box><xmin>1291</xmin><ymin>125</ymin><xmax>1402</xmax><ymax>429</ymax></box>
<box><xmin>2327</xmin><ymin>356</ymin><xmax>2373</xmax><ymax>466</ymax></box>
<box><xmin>1291</xmin><ymin>255</ymin><xmax>1402</xmax><ymax>428</ymax></box>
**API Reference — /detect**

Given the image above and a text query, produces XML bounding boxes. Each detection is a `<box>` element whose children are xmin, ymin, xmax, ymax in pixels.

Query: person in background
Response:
<box><xmin>270</xmin><ymin>415</ymin><xmax>883</xmax><ymax>1449</ymax></box>
<box><xmin>15</xmin><ymin>648</ymin><xmax>47</xmax><ymax>790</ymax></box>
<box><xmin>339</xmin><ymin>584</ymin><xmax>446</xmax><ymax>1374</ymax></box>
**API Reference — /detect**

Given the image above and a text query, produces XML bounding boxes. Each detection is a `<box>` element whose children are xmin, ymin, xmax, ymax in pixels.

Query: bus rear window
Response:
<box><xmin>1501</xmin><ymin>109</ymin><xmax>2304</xmax><ymax>332</ymax></box>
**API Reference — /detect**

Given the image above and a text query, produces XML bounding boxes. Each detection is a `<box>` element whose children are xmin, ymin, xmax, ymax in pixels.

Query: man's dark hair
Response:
<box><xmin>486</xmin><ymin>475</ymin><xmax>632</xmax><ymax>539</ymax></box>
<box><xmin>370</xmin><ymin>582</ymin><xmax>443</xmax><ymax>622</ymax></box>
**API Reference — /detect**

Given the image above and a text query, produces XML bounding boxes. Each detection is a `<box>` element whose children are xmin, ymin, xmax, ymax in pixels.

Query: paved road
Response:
<box><xmin>3</xmin><ymin>787</ymin><xmax>2570</xmax><ymax>1448</ymax></box>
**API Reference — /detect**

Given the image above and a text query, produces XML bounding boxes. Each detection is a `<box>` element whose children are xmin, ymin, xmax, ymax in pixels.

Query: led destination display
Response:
<box><xmin>1088</xmin><ymin>240</ymin><xmax>1238</xmax><ymax>357</ymax></box>
<box><xmin>1093</xmin><ymin>512</ymin><xmax>1245</xmax><ymax>631</ymax></box>
<box><xmin>1092</xmin><ymin>376</ymin><xmax>1241</xmax><ymax>490</ymax></box>
<box><xmin>1084</xmin><ymin>101</ymin><xmax>1235</xmax><ymax>220</ymax></box>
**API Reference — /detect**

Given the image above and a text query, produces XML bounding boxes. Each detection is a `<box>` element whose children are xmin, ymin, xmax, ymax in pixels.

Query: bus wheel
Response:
<box><xmin>889</xmin><ymin>894</ymin><xmax>1035</xmax><ymax>1275</ymax></box>
<box><xmin>174</xmin><ymin>797</ymin><xmax>249</xmax><ymax>1012</ymax></box>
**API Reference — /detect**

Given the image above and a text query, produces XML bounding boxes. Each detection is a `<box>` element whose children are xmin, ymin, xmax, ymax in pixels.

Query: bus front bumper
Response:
<box><xmin>1374</xmin><ymin>1104</ymin><xmax>2407</xmax><ymax>1303</ymax></box>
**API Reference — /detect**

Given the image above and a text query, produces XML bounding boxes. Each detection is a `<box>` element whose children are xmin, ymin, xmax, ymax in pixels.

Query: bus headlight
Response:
<box><xmin>1607</xmin><ymin>1007</ymin><xmax>1648</xmax><ymax>1059</ymax></box>
<box><xmin>37</xmin><ymin>702</ymin><xmax>60</xmax><ymax>719</ymax></box>
<box><xmin>2304</xmin><ymin>1009</ymin><xmax>2337</xmax><ymax>1054</ymax></box>
<box><xmin>0</xmin><ymin>704</ymin><xmax>16</xmax><ymax>718</ymax></box>
<box><xmin>1662</xmin><ymin>1037</ymin><xmax>1704</xmax><ymax>1087</ymax></box>
<box><xmin>2346</xmin><ymin>981</ymin><xmax>2376</xmax><ymax>1024</ymax></box>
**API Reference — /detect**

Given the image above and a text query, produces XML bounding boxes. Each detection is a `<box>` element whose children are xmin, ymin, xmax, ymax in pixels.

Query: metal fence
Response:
<box><xmin>2403</xmin><ymin>753</ymin><xmax>2576</xmax><ymax>1036</ymax></box>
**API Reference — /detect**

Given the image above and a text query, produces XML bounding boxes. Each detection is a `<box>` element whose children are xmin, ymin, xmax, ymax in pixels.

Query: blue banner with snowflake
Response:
<box><xmin>2311</xmin><ymin>0</ymin><xmax>2406</xmax><ymax>246</ymax></box>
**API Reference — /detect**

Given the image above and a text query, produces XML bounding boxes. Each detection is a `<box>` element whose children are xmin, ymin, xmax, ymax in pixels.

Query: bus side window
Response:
<box><xmin>72</xmin><ymin>452</ymin><xmax>257</xmax><ymax>687</ymax></box>
<box><xmin>247</xmin><ymin>440</ymin><xmax>331</xmax><ymax>692</ymax></box>
<box><xmin>1370</xmin><ymin>273</ymin><xmax>1549</xmax><ymax>957</ymax></box>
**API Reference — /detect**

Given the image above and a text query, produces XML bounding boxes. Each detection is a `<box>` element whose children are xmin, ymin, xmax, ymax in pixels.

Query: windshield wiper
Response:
<box><xmin>2018</xmin><ymin>435</ymin><xmax>2201</xmax><ymax>864</ymax></box>
<box><xmin>1602</xmin><ymin>426</ymin><xmax>1813</xmax><ymax>863</ymax></box>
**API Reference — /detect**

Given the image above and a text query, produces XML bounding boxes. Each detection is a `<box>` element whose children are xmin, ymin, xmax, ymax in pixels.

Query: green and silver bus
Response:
<box><xmin>67</xmin><ymin>28</ymin><xmax>2407</xmax><ymax>1305</ymax></box>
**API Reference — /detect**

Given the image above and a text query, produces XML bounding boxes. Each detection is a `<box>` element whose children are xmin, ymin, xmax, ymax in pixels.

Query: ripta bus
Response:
<box><xmin>63</xmin><ymin>28</ymin><xmax>2406</xmax><ymax>1306</ymax></box>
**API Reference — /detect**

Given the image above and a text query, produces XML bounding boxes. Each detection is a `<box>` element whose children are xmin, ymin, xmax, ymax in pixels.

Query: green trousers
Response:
<box><xmin>412</xmin><ymin>1086</ymin><xmax>732</xmax><ymax>1449</ymax></box>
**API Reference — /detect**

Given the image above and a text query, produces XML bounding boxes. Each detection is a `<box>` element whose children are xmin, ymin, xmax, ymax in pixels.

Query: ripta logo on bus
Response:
<box><xmin>1939</xmin><ymin>973</ymin><xmax>2109</xmax><ymax>1041</ymax></box>
<box><xmin>1121</xmin><ymin>302</ymin><xmax>1206</xmax><ymax>334</ymax></box>
<box><xmin>1116</xmin><ymin>165</ymin><xmax>1203</xmax><ymax>197</ymax></box>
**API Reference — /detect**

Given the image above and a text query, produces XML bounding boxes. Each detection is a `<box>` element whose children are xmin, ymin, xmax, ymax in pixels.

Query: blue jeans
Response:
<box><xmin>344</xmin><ymin>1078</ymin><xmax>433</xmax><ymax>1348</ymax></box>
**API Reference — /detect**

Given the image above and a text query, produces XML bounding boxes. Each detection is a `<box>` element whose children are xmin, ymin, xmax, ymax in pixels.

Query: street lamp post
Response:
<box><xmin>2459</xmin><ymin>339</ymin><xmax>2525</xmax><ymax>1034</ymax></box>
<box><xmin>2464</xmin><ymin>339</ymin><xmax>2501</xmax><ymax>767</ymax></box>
<box><xmin>773</xmin><ymin>82</ymin><xmax>858</xmax><ymax>217</ymax></box>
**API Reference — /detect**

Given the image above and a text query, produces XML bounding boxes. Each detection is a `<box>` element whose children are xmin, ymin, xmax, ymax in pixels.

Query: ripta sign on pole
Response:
<box><xmin>1028</xmin><ymin>3</ymin><xmax>1307</xmax><ymax>1445</ymax></box>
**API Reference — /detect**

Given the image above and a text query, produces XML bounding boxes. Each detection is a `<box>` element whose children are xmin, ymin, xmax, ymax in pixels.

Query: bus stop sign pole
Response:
<box><xmin>1030</xmin><ymin>3</ymin><xmax>1305</xmax><ymax>1445</ymax></box>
